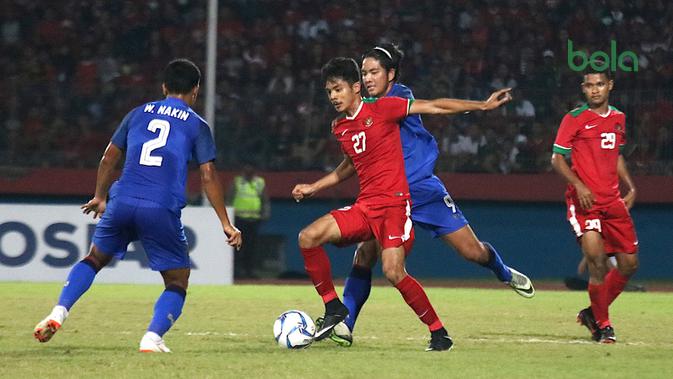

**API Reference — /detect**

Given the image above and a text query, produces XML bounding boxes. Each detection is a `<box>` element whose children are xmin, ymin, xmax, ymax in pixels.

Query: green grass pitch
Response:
<box><xmin>1</xmin><ymin>282</ymin><xmax>671</xmax><ymax>378</ymax></box>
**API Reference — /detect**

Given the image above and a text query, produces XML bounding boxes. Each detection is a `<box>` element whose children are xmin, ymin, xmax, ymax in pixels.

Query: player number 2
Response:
<box><xmin>600</xmin><ymin>132</ymin><xmax>616</xmax><ymax>149</ymax></box>
<box><xmin>139</xmin><ymin>119</ymin><xmax>171</xmax><ymax>166</ymax></box>
<box><xmin>352</xmin><ymin>131</ymin><xmax>366</xmax><ymax>154</ymax></box>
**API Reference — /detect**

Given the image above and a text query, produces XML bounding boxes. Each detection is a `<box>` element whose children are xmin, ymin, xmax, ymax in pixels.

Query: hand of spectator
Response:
<box><xmin>574</xmin><ymin>182</ymin><xmax>594</xmax><ymax>209</ymax></box>
<box><xmin>292</xmin><ymin>184</ymin><xmax>316</xmax><ymax>202</ymax></box>
<box><xmin>483</xmin><ymin>88</ymin><xmax>513</xmax><ymax>110</ymax></box>
<box><xmin>81</xmin><ymin>197</ymin><xmax>106</xmax><ymax>219</ymax></box>
<box><xmin>223</xmin><ymin>224</ymin><xmax>242</xmax><ymax>251</ymax></box>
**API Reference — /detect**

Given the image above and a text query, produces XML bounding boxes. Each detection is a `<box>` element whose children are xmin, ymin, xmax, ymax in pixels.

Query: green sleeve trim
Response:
<box><xmin>553</xmin><ymin>144</ymin><xmax>571</xmax><ymax>155</ymax></box>
<box><xmin>569</xmin><ymin>104</ymin><xmax>589</xmax><ymax>117</ymax></box>
<box><xmin>408</xmin><ymin>99</ymin><xmax>414</xmax><ymax>115</ymax></box>
<box><xmin>362</xmin><ymin>97</ymin><xmax>377</xmax><ymax>103</ymax></box>
<box><xmin>619</xmin><ymin>144</ymin><xmax>625</xmax><ymax>152</ymax></box>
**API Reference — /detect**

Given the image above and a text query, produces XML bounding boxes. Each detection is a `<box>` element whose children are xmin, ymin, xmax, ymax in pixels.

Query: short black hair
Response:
<box><xmin>163</xmin><ymin>58</ymin><xmax>201</xmax><ymax>94</ymax></box>
<box><xmin>583</xmin><ymin>58</ymin><xmax>612</xmax><ymax>81</ymax></box>
<box><xmin>362</xmin><ymin>43</ymin><xmax>404</xmax><ymax>81</ymax></box>
<box><xmin>321</xmin><ymin>57</ymin><xmax>361</xmax><ymax>85</ymax></box>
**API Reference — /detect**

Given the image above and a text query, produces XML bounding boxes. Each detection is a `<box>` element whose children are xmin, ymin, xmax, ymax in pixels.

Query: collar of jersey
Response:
<box><xmin>346</xmin><ymin>100</ymin><xmax>364</xmax><ymax>120</ymax></box>
<box><xmin>164</xmin><ymin>96</ymin><xmax>188</xmax><ymax>106</ymax></box>
<box><xmin>588</xmin><ymin>107</ymin><xmax>611</xmax><ymax>118</ymax></box>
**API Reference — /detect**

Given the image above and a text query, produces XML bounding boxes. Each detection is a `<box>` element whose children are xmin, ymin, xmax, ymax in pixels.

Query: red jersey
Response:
<box><xmin>553</xmin><ymin>104</ymin><xmax>626</xmax><ymax>206</ymax></box>
<box><xmin>331</xmin><ymin>97</ymin><xmax>411</xmax><ymax>205</ymax></box>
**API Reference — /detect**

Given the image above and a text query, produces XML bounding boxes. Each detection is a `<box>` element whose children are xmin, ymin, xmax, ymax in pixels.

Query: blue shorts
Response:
<box><xmin>410</xmin><ymin>176</ymin><xmax>469</xmax><ymax>238</ymax></box>
<box><xmin>92</xmin><ymin>196</ymin><xmax>189</xmax><ymax>271</ymax></box>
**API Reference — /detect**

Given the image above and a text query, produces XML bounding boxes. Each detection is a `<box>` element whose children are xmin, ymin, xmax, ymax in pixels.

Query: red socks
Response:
<box><xmin>605</xmin><ymin>269</ymin><xmax>629</xmax><ymax>305</ymax></box>
<box><xmin>395</xmin><ymin>275</ymin><xmax>443</xmax><ymax>331</ymax></box>
<box><xmin>588</xmin><ymin>282</ymin><xmax>610</xmax><ymax>329</ymax></box>
<box><xmin>300</xmin><ymin>247</ymin><xmax>337</xmax><ymax>303</ymax></box>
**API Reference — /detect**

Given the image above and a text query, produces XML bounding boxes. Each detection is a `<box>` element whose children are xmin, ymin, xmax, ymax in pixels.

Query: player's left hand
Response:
<box><xmin>292</xmin><ymin>184</ymin><xmax>316</xmax><ymax>202</ymax></box>
<box><xmin>81</xmin><ymin>197</ymin><xmax>106</xmax><ymax>219</ymax></box>
<box><xmin>623</xmin><ymin>188</ymin><xmax>636</xmax><ymax>209</ymax></box>
<box><xmin>223</xmin><ymin>224</ymin><xmax>242</xmax><ymax>250</ymax></box>
<box><xmin>483</xmin><ymin>88</ymin><xmax>513</xmax><ymax>110</ymax></box>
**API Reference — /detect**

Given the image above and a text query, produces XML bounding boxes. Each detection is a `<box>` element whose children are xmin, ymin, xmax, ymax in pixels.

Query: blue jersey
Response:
<box><xmin>386</xmin><ymin>84</ymin><xmax>440</xmax><ymax>202</ymax></box>
<box><xmin>110</xmin><ymin>97</ymin><xmax>216</xmax><ymax>212</ymax></box>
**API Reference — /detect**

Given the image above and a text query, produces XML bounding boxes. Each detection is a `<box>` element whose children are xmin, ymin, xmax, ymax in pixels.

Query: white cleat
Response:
<box><xmin>139</xmin><ymin>332</ymin><xmax>171</xmax><ymax>353</ymax></box>
<box><xmin>506</xmin><ymin>268</ymin><xmax>535</xmax><ymax>298</ymax></box>
<box><xmin>34</xmin><ymin>305</ymin><xmax>69</xmax><ymax>343</ymax></box>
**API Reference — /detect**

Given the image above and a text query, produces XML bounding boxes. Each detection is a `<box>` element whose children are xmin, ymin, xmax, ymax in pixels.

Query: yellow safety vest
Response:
<box><xmin>232</xmin><ymin>176</ymin><xmax>264</xmax><ymax>219</ymax></box>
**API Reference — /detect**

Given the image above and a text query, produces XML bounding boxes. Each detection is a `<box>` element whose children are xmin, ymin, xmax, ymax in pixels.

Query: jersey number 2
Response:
<box><xmin>140</xmin><ymin>119</ymin><xmax>171</xmax><ymax>166</ymax></box>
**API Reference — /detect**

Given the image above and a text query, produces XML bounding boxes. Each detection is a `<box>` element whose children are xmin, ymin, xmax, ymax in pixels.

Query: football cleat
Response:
<box><xmin>139</xmin><ymin>332</ymin><xmax>171</xmax><ymax>353</ymax></box>
<box><xmin>576</xmin><ymin>307</ymin><xmax>600</xmax><ymax>341</ymax></box>
<box><xmin>597</xmin><ymin>326</ymin><xmax>616</xmax><ymax>344</ymax></box>
<box><xmin>425</xmin><ymin>327</ymin><xmax>453</xmax><ymax>352</ymax></box>
<box><xmin>506</xmin><ymin>268</ymin><xmax>535</xmax><ymax>298</ymax></box>
<box><xmin>34</xmin><ymin>305</ymin><xmax>68</xmax><ymax>343</ymax></box>
<box><xmin>314</xmin><ymin>301</ymin><xmax>349</xmax><ymax>342</ymax></box>
<box><xmin>329</xmin><ymin>321</ymin><xmax>353</xmax><ymax>347</ymax></box>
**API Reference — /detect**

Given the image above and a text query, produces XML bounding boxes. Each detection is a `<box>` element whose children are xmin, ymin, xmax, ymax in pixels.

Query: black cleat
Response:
<box><xmin>597</xmin><ymin>325</ymin><xmax>616</xmax><ymax>344</ymax></box>
<box><xmin>314</xmin><ymin>300</ymin><xmax>349</xmax><ymax>341</ymax></box>
<box><xmin>425</xmin><ymin>328</ymin><xmax>454</xmax><ymax>352</ymax></box>
<box><xmin>576</xmin><ymin>307</ymin><xmax>600</xmax><ymax>341</ymax></box>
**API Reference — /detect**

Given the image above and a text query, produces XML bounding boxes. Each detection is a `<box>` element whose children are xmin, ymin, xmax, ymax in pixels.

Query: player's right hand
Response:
<box><xmin>292</xmin><ymin>184</ymin><xmax>315</xmax><ymax>202</ymax></box>
<box><xmin>483</xmin><ymin>88</ymin><xmax>513</xmax><ymax>110</ymax></box>
<box><xmin>574</xmin><ymin>182</ymin><xmax>594</xmax><ymax>209</ymax></box>
<box><xmin>223</xmin><ymin>224</ymin><xmax>242</xmax><ymax>250</ymax></box>
<box><xmin>81</xmin><ymin>197</ymin><xmax>106</xmax><ymax>219</ymax></box>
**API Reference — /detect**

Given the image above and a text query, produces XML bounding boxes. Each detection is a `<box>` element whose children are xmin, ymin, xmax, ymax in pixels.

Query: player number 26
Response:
<box><xmin>600</xmin><ymin>132</ymin><xmax>616</xmax><ymax>150</ymax></box>
<box><xmin>352</xmin><ymin>131</ymin><xmax>366</xmax><ymax>154</ymax></box>
<box><xmin>140</xmin><ymin>119</ymin><xmax>171</xmax><ymax>167</ymax></box>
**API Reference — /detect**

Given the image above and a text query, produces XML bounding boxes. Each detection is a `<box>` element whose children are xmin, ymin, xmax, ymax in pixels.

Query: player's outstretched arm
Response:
<box><xmin>617</xmin><ymin>155</ymin><xmax>637</xmax><ymax>209</ymax></box>
<box><xmin>551</xmin><ymin>152</ymin><xmax>594</xmax><ymax>209</ymax></box>
<box><xmin>200</xmin><ymin>161</ymin><xmax>242</xmax><ymax>250</ymax></box>
<box><xmin>292</xmin><ymin>155</ymin><xmax>355</xmax><ymax>202</ymax></box>
<box><xmin>409</xmin><ymin>88</ymin><xmax>512</xmax><ymax>115</ymax></box>
<box><xmin>81</xmin><ymin>142</ymin><xmax>123</xmax><ymax>219</ymax></box>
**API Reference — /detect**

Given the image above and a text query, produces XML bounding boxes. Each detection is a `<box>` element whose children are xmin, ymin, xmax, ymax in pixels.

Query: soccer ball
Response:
<box><xmin>273</xmin><ymin>310</ymin><xmax>316</xmax><ymax>349</ymax></box>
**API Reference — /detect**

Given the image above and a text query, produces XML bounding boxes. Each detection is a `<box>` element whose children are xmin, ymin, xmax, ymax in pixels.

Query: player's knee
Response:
<box><xmin>85</xmin><ymin>247</ymin><xmax>112</xmax><ymax>271</ymax></box>
<box><xmin>620</xmin><ymin>258</ymin><xmax>639</xmax><ymax>276</ymax></box>
<box><xmin>297</xmin><ymin>228</ymin><xmax>320</xmax><ymax>249</ymax></box>
<box><xmin>353</xmin><ymin>245</ymin><xmax>378</xmax><ymax>268</ymax></box>
<box><xmin>381</xmin><ymin>262</ymin><xmax>405</xmax><ymax>285</ymax></box>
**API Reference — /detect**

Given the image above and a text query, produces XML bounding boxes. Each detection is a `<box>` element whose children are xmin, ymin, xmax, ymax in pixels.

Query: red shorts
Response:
<box><xmin>566</xmin><ymin>197</ymin><xmax>638</xmax><ymax>254</ymax></box>
<box><xmin>330</xmin><ymin>200</ymin><xmax>414</xmax><ymax>253</ymax></box>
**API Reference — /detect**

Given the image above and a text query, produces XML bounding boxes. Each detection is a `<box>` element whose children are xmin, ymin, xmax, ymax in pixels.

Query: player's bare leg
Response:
<box><xmin>298</xmin><ymin>214</ymin><xmax>349</xmax><ymax>340</ymax></box>
<box><xmin>139</xmin><ymin>268</ymin><xmax>190</xmax><ymax>353</ymax></box>
<box><xmin>580</xmin><ymin>231</ymin><xmax>615</xmax><ymax>343</ymax></box>
<box><xmin>34</xmin><ymin>246</ymin><xmax>112</xmax><ymax>343</ymax></box>
<box><xmin>442</xmin><ymin>225</ymin><xmax>534</xmax><ymax>298</ymax></box>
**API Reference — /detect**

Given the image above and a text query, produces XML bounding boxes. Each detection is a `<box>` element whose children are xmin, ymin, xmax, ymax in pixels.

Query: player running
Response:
<box><xmin>34</xmin><ymin>59</ymin><xmax>242</xmax><ymax>352</ymax></box>
<box><xmin>292</xmin><ymin>57</ymin><xmax>511</xmax><ymax>351</ymax></box>
<box><xmin>551</xmin><ymin>66</ymin><xmax>638</xmax><ymax>344</ymax></box>
<box><xmin>325</xmin><ymin>44</ymin><xmax>533</xmax><ymax>347</ymax></box>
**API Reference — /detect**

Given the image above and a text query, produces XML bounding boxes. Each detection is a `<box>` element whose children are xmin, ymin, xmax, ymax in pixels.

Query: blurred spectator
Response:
<box><xmin>1</xmin><ymin>0</ymin><xmax>671</xmax><ymax>175</ymax></box>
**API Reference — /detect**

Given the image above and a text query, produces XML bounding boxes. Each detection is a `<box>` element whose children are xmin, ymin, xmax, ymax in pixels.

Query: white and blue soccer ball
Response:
<box><xmin>273</xmin><ymin>310</ymin><xmax>316</xmax><ymax>349</ymax></box>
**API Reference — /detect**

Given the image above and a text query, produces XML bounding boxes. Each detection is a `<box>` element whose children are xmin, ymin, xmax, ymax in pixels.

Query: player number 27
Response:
<box><xmin>352</xmin><ymin>131</ymin><xmax>366</xmax><ymax>154</ymax></box>
<box><xmin>140</xmin><ymin>119</ymin><xmax>171</xmax><ymax>166</ymax></box>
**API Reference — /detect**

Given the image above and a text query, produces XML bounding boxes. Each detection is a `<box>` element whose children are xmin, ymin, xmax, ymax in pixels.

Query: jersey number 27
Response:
<box><xmin>140</xmin><ymin>119</ymin><xmax>171</xmax><ymax>166</ymax></box>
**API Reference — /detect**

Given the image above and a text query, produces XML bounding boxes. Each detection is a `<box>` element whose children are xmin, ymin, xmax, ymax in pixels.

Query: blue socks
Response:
<box><xmin>148</xmin><ymin>286</ymin><xmax>186</xmax><ymax>337</ymax></box>
<box><xmin>57</xmin><ymin>259</ymin><xmax>98</xmax><ymax>310</ymax></box>
<box><xmin>342</xmin><ymin>265</ymin><xmax>372</xmax><ymax>332</ymax></box>
<box><xmin>481</xmin><ymin>242</ymin><xmax>512</xmax><ymax>282</ymax></box>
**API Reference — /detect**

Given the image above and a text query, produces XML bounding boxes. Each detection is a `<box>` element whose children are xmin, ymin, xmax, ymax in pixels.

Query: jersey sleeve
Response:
<box><xmin>193</xmin><ymin>121</ymin><xmax>217</xmax><ymax>164</ymax></box>
<box><xmin>378</xmin><ymin>96</ymin><xmax>411</xmax><ymax>123</ymax></box>
<box><xmin>552</xmin><ymin>114</ymin><xmax>578</xmax><ymax>155</ymax></box>
<box><xmin>110</xmin><ymin>109</ymin><xmax>135</xmax><ymax>150</ymax></box>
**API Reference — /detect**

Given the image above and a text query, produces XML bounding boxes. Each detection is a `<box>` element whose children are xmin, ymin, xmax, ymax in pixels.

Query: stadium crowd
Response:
<box><xmin>1</xmin><ymin>0</ymin><xmax>672</xmax><ymax>174</ymax></box>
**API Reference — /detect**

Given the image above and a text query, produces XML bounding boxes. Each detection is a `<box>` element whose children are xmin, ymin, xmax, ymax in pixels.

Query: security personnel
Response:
<box><xmin>227</xmin><ymin>164</ymin><xmax>270</xmax><ymax>279</ymax></box>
